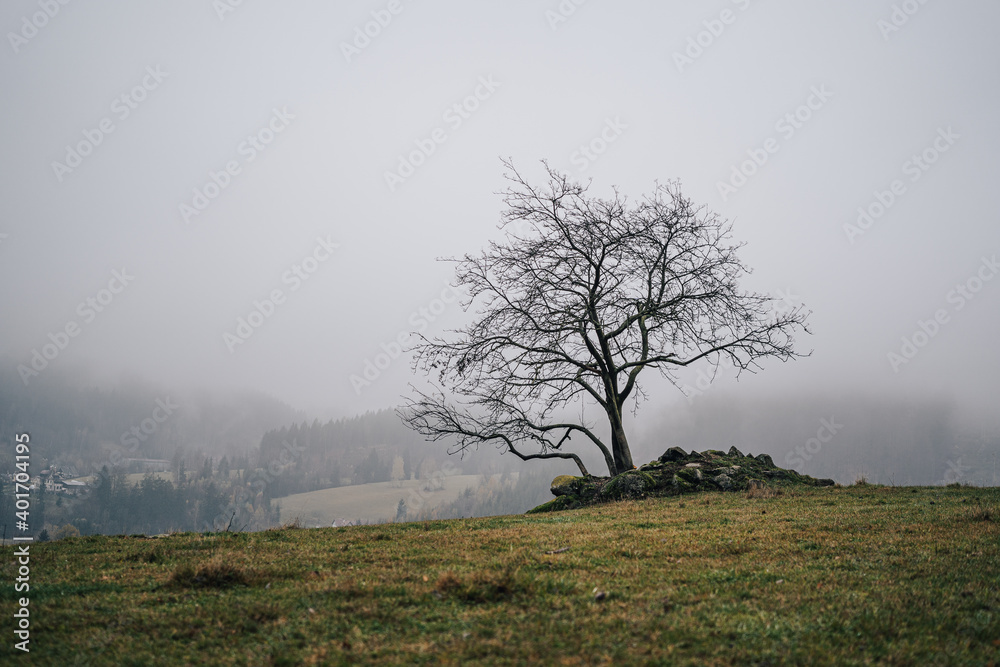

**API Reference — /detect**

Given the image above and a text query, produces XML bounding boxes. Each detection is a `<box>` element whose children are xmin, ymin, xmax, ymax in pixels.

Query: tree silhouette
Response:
<box><xmin>400</xmin><ymin>160</ymin><xmax>810</xmax><ymax>477</ymax></box>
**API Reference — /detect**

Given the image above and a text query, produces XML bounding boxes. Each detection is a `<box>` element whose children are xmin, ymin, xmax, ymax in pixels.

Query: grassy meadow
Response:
<box><xmin>1</xmin><ymin>484</ymin><xmax>997</xmax><ymax>665</ymax></box>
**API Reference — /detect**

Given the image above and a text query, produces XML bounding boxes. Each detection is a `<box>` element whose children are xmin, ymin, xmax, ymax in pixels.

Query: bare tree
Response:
<box><xmin>399</xmin><ymin>160</ymin><xmax>810</xmax><ymax>478</ymax></box>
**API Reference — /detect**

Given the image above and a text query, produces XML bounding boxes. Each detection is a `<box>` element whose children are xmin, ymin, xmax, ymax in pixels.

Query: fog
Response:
<box><xmin>2</xmin><ymin>1</ymin><xmax>999</xmax><ymax>470</ymax></box>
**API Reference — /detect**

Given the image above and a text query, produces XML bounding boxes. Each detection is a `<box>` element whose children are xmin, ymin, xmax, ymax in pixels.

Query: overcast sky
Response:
<box><xmin>1</xmin><ymin>0</ymin><xmax>998</xmax><ymax>426</ymax></box>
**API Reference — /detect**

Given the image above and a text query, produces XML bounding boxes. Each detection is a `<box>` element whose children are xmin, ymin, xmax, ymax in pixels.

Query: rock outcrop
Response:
<box><xmin>527</xmin><ymin>446</ymin><xmax>836</xmax><ymax>514</ymax></box>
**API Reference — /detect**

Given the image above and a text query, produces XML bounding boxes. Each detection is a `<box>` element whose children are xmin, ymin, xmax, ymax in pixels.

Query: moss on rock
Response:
<box><xmin>526</xmin><ymin>446</ymin><xmax>839</xmax><ymax>513</ymax></box>
<box><xmin>550</xmin><ymin>475</ymin><xmax>580</xmax><ymax>496</ymax></box>
<box><xmin>675</xmin><ymin>467</ymin><xmax>703</xmax><ymax>485</ymax></box>
<box><xmin>600</xmin><ymin>470</ymin><xmax>655</xmax><ymax>500</ymax></box>
<box><xmin>526</xmin><ymin>495</ymin><xmax>581</xmax><ymax>514</ymax></box>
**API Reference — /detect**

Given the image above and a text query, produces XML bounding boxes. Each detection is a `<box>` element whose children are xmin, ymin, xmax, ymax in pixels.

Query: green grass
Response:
<box><xmin>2</xmin><ymin>485</ymin><xmax>998</xmax><ymax>665</ymax></box>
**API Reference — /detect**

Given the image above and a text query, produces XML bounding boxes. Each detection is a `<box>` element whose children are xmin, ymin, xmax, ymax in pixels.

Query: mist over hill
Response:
<box><xmin>2</xmin><ymin>365</ymin><xmax>996</xmax><ymax>539</ymax></box>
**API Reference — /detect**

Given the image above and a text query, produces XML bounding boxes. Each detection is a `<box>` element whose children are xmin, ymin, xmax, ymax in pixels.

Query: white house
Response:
<box><xmin>43</xmin><ymin>478</ymin><xmax>65</xmax><ymax>493</ymax></box>
<box><xmin>62</xmin><ymin>479</ymin><xmax>89</xmax><ymax>496</ymax></box>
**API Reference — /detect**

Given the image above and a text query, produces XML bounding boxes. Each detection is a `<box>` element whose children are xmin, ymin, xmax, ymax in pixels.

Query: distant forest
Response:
<box><xmin>0</xmin><ymin>368</ymin><xmax>522</xmax><ymax>537</ymax></box>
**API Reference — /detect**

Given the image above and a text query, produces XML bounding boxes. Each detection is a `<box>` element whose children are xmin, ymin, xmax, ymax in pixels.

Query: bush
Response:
<box><xmin>54</xmin><ymin>524</ymin><xmax>80</xmax><ymax>540</ymax></box>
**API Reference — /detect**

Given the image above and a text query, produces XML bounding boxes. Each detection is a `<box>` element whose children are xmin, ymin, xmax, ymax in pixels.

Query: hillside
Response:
<box><xmin>1</xmin><ymin>485</ymin><xmax>997</xmax><ymax>665</ymax></box>
<box><xmin>276</xmin><ymin>474</ymin><xmax>497</xmax><ymax>526</ymax></box>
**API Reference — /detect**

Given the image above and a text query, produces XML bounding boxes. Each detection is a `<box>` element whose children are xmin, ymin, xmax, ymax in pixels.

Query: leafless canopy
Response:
<box><xmin>399</xmin><ymin>160</ymin><xmax>810</xmax><ymax>477</ymax></box>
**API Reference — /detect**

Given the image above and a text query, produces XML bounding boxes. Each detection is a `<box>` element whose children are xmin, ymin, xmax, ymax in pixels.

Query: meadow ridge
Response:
<box><xmin>1</xmin><ymin>484</ymin><xmax>997</xmax><ymax>665</ymax></box>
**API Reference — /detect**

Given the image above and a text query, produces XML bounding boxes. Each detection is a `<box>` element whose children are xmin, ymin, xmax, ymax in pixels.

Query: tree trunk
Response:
<box><xmin>606</xmin><ymin>405</ymin><xmax>634</xmax><ymax>475</ymax></box>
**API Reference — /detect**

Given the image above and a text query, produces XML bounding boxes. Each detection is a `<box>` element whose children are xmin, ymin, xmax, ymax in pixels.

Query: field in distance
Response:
<box><xmin>76</xmin><ymin>471</ymin><xmax>174</xmax><ymax>485</ymax></box>
<box><xmin>276</xmin><ymin>474</ymin><xmax>494</xmax><ymax>525</ymax></box>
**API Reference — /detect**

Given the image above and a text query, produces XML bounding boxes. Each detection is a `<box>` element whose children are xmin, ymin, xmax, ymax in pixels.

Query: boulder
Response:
<box><xmin>672</xmin><ymin>476</ymin><xmax>695</xmax><ymax>493</ymax></box>
<box><xmin>550</xmin><ymin>475</ymin><xmax>580</xmax><ymax>497</ymax></box>
<box><xmin>755</xmin><ymin>453</ymin><xmax>775</xmax><ymax>467</ymax></box>
<box><xmin>713</xmin><ymin>473</ymin><xmax>734</xmax><ymax>491</ymax></box>
<box><xmin>659</xmin><ymin>446</ymin><xmax>688</xmax><ymax>463</ymax></box>
<box><xmin>728</xmin><ymin>445</ymin><xmax>744</xmax><ymax>458</ymax></box>
<box><xmin>548</xmin><ymin>475</ymin><xmax>601</xmax><ymax>500</ymax></box>
<box><xmin>675</xmin><ymin>466</ymin><xmax>703</xmax><ymax>484</ymax></box>
<box><xmin>600</xmin><ymin>470</ymin><xmax>655</xmax><ymax>500</ymax></box>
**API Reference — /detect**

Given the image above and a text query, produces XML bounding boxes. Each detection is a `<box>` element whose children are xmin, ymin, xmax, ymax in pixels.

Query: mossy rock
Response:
<box><xmin>600</xmin><ymin>470</ymin><xmax>655</xmax><ymax>500</ymax></box>
<box><xmin>577</xmin><ymin>477</ymin><xmax>601</xmax><ymax>498</ymax></box>
<box><xmin>755</xmin><ymin>453</ymin><xmax>775</xmax><ymax>467</ymax></box>
<box><xmin>713</xmin><ymin>473</ymin><xmax>734</xmax><ymax>491</ymax></box>
<box><xmin>549</xmin><ymin>475</ymin><xmax>601</xmax><ymax>500</ymax></box>
<box><xmin>526</xmin><ymin>495</ymin><xmax>580</xmax><ymax>514</ymax></box>
<box><xmin>674</xmin><ymin>467</ymin><xmax>703</xmax><ymax>485</ymax></box>
<box><xmin>672</xmin><ymin>475</ymin><xmax>696</xmax><ymax>493</ymax></box>
<box><xmin>529</xmin><ymin>445</ymin><xmax>837</xmax><ymax>513</ymax></box>
<box><xmin>659</xmin><ymin>447</ymin><xmax>688</xmax><ymax>463</ymax></box>
<box><xmin>550</xmin><ymin>475</ymin><xmax>580</xmax><ymax>496</ymax></box>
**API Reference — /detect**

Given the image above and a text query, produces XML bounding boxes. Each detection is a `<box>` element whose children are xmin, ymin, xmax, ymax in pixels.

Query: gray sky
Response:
<box><xmin>2</xmin><ymin>0</ymin><xmax>998</xmax><ymax>425</ymax></box>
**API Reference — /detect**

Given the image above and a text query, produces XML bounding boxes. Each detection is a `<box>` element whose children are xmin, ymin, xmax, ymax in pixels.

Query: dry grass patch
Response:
<box><xmin>167</xmin><ymin>553</ymin><xmax>265</xmax><ymax>589</ymax></box>
<box><xmin>965</xmin><ymin>503</ymin><xmax>996</xmax><ymax>522</ymax></box>
<box><xmin>439</xmin><ymin>569</ymin><xmax>528</xmax><ymax>603</ymax></box>
<box><xmin>746</xmin><ymin>484</ymin><xmax>784</xmax><ymax>499</ymax></box>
